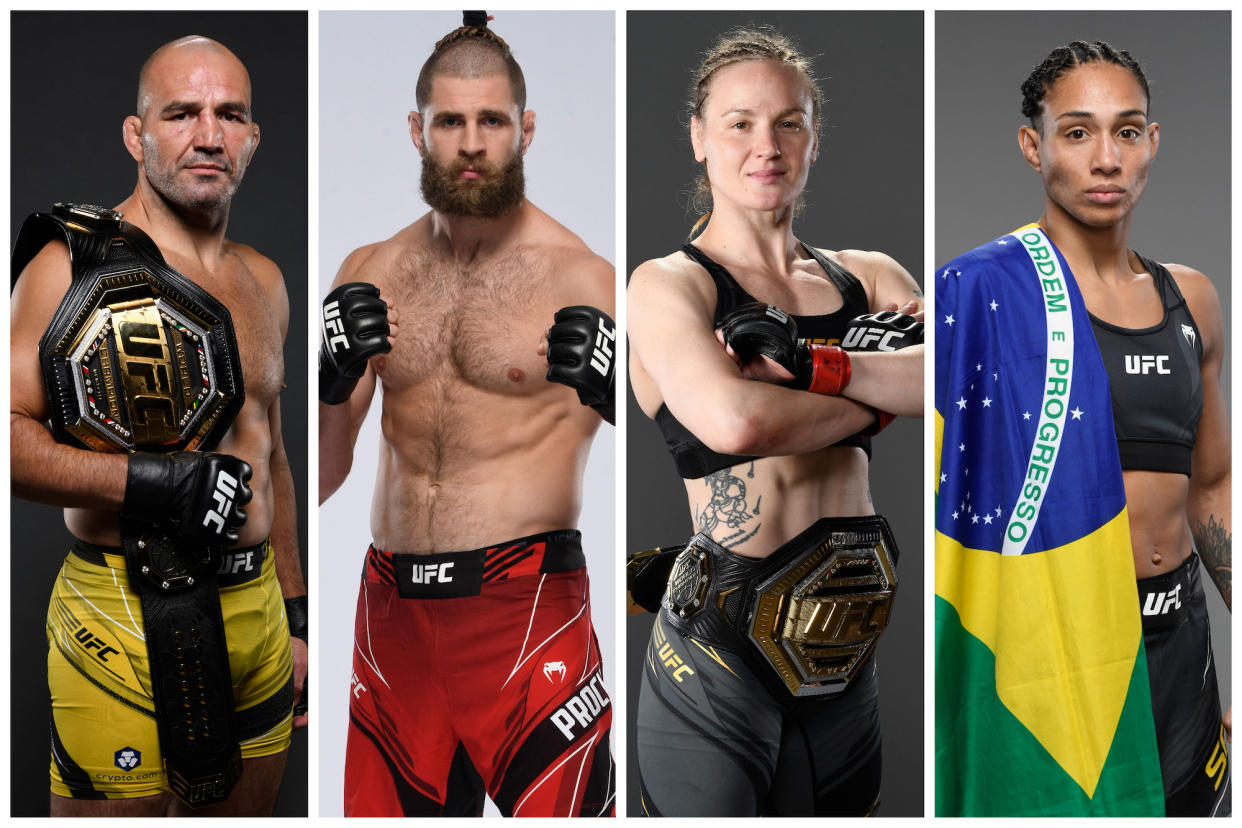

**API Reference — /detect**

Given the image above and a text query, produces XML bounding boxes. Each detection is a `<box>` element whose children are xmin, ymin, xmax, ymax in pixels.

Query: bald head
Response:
<box><xmin>137</xmin><ymin>36</ymin><xmax>251</xmax><ymax>118</ymax></box>
<box><xmin>415</xmin><ymin>30</ymin><xmax>526</xmax><ymax>112</ymax></box>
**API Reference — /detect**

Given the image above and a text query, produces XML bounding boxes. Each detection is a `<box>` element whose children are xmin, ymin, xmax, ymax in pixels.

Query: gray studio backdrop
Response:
<box><xmin>626</xmin><ymin>11</ymin><xmax>924</xmax><ymax>817</ymax></box>
<box><xmin>8</xmin><ymin>11</ymin><xmax>309</xmax><ymax>817</ymax></box>
<box><xmin>317</xmin><ymin>11</ymin><xmax>616</xmax><ymax>818</ymax></box>
<box><xmin>936</xmin><ymin>10</ymin><xmax>1230</xmax><ymax>715</ymax></box>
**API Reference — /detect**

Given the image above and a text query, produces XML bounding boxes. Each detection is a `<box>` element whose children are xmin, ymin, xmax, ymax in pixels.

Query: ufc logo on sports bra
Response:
<box><xmin>202</xmin><ymin>471</ymin><xmax>238</xmax><ymax>535</ymax></box>
<box><xmin>411</xmin><ymin>561</ymin><xmax>454</xmax><ymax>584</ymax></box>
<box><xmin>841</xmin><ymin>326</ymin><xmax>905</xmax><ymax>352</ymax></box>
<box><xmin>322</xmin><ymin>300</ymin><xmax>348</xmax><ymax>354</ymax></box>
<box><xmin>1125</xmin><ymin>354</ymin><xmax>1171</xmax><ymax>375</ymax></box>
<box><xmin>1142</xmin><ymin>584</ymin><xmax>1182</xmax><ymax>616</ymax></box>
<box><xmin>590</xmin><ymin>318</ymin><xmax>616</xmax><ymax>376</ymax></box>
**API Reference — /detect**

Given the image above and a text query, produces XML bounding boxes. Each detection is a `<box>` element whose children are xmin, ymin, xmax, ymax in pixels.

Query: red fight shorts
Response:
<box><xmin>345</xmin><ymin>529</ymin><xmax>615</xmax><ymax>817</ymax></box>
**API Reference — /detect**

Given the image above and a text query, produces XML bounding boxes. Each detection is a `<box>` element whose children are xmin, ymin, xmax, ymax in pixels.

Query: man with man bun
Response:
<box><xmin>319</xmin><ymin>12</ymin><xmax>616</xmax><ymax>817</ymax></box>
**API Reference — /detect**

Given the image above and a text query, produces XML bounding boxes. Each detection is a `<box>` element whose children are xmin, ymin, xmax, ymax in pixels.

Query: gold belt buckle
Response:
<box><xmin>748</xmin><ymin>524</ymin><xmax>898</xmax><ymax>697</ymax></box>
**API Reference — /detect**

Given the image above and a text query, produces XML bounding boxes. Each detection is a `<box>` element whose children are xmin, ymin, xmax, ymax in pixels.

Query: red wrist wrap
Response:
<box><xmin>806</xmin><ymin>345</ymin><xmax>850</xmax><ymax>395</ymax></box>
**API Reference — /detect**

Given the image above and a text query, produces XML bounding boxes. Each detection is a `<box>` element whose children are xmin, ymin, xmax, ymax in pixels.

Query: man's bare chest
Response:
<box><xmin>374</xmin><ymin>250</ymin><xmax>558</xmax><ymax>395</ymax></box>
<box><xmin>173</xmin><ymin>261</ymin><xmax>285</xmax><ymax>407</ymax></box>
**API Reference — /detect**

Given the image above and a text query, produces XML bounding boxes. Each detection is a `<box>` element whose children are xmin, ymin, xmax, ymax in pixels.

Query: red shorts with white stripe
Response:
<box><xmin>345</xmin><ymin>529</ymin><xmax>615</xmax><ymax>817</ymax></box>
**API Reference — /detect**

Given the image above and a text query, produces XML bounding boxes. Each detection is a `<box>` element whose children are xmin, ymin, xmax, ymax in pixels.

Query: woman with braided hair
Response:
<box><xmin>935</xmin><ymin>33</ymin><xmax>1230</xmax><ymax>816</ymax></box>
<box><xmin>627</xmin><ymin>21</ymin><xmax>924</xmax><ymax>816</ymax></box>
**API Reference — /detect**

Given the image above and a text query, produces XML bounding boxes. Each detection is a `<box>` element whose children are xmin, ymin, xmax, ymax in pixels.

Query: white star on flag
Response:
<box><xmin>983</xmin><ymin>514</ymin><xmax>993</xmax><ymax>524</ymax></box>
<box><xmin>1022</xmin><ymin>411</ymin><xmax>1031</xmax><ymax>420</ymax></box>
<box><xmin>976</xmin><ymin>363</ymin><xmax>982</xmax><ymax>372</ymax></box>
<box><xmin>997</xmin><ymin>239</ymin><xmax>1008</xmax><ymax>245</ymax></box>
<box><xmin>982</xmin><ymin>397</ymin><xmax>992</xmax><ymax>407</ymax></box>
<box><xmin>1071</xmin><ymin>407</ymin><xmax>1084</xmax><ymax>420</ymax></box>
<box><xmin>945</xmin><ymin>315</ymin><xmax>955</xmax><ymax>326</ymax></box>
<box><xmin>940</xmin><ymin>473</ymin><xmax>947</xmax><ymax>483</ymax></box>
<box><xmin>959</xmin><ymin>443</ymin><xmax>965</xmax><ymax>452</ymax></box>
<box><xmin>952</xmin><ymin>511</ymin><xmax>959</xmax><ymax>519</ymax></box>
<box><xmin>989</xmin><ymin>300</ymin><xmax>998</xmax><ymax>311</ymax></box>
<box><xmin>956</xmin><ymin>397</ymin><xmax>967</xmax><ymax>410</ymax></box>
<box><xmin>971</xmin><ymin>514</ymin><xmax>979</xmax><ymax>524</ymax></box>
<box><xmin>994</xmin><ymin>506</ymin><xmax>1002</xmax><ymax>517</ymax></box>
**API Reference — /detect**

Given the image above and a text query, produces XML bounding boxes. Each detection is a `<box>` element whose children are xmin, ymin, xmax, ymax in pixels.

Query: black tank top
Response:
<box><xmin>654</xmin><ymin>243</ymin><xmax>872</xmax><ymax>479</ymax></box>
<box><xmin>1088</xmin><ymin>254</ymin><xmax>1203</xmax><ymax>476</ymax></box>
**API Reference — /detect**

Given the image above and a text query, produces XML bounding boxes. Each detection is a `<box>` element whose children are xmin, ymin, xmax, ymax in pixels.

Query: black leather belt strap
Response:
<box><xmin>73</xmin><ymin>538</ymin><xmax>269</xmax><ymax>588</ymax></box>
<box><xmin>121</xmin><ymin>518</ymin><xmax>241</xmax><ymax>806</ymax></box>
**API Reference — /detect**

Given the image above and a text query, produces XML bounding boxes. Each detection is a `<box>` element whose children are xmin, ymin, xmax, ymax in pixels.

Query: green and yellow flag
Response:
<box><xmin>934</xmin><ymin>228</ymin><xmax>1164</xmax><ymax>815</ymax></box>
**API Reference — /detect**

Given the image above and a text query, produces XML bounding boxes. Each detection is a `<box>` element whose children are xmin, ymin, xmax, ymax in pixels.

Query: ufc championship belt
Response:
<box><xmin>659</xmin><ymin>516</ymin><xmax>898</xmax><ymax>698</ymax></box>
<box><xmin>13</xmin><ymin>203</ymin><xmax>245</xmax><ymax>806</ymax></box>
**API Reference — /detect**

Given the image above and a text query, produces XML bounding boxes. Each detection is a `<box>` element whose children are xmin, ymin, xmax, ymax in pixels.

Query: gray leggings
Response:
<box><xmin>635</xmin><ymin>611</ymin><xmax>882</xmax><ymax>816</ymax></box>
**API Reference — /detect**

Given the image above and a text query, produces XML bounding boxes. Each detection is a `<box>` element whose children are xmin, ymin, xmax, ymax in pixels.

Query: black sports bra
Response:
<box><xmin>654</xmin><ymin>243</ymin><xmax>872</xmax><ymax>479</ymax></box>
<box><xmin>1088</xmin><ymin>254</ymin><xmax>1203</xmax><ymax>476</ymax></box>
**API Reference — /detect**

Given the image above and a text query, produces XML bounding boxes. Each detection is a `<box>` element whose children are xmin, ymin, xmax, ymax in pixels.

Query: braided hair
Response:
<box><xmin>1020</xmin><ymin>40</ymin><xmax>1149</xmax><ymax>129</ymax></box>
<box><xmin>415</xmin><ymin>11</ymin><xmax>526</xmax><ymax>112</ymax></box>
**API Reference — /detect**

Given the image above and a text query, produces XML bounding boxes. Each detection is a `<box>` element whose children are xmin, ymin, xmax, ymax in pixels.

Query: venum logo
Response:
<box><xmin>543</xmin><ymin>661</ymin><xmax>567</xmax><ymax>683</ymax></box>
<box><xmin>590</xmin><ymin>318</ymin><xmax>616</xmax><ymax>376</ymax></box>
<box><xmin>411</xmin><ymin>561</ymin><xmax>454</xmax><ymax>584</ymax></box>
<box><xmin>115</xmin><ymin>746</ymin><xmax>141</xmax><ymax>771</ymax></box>
<box><xmin>202</xmin><ymin>470</ymin><xmax>238</xmax><ymax>535</ymax></box>
<box><xmin>323</xmin><ymin>300</ymin><xmax>348</xmax><ymax>353</ymax></box>
<box><xmin>549</xmin><ymin>672</ymin><xmax>611</xmax><ymax>741</ymax></box>
<box><xmin>1124</xmin><ymin>354</ymin><xmax>1170</xmax><ymax>375</ymax></box>
<box><xmin>1182</xmin><ymin>324</ymin><xmax>1196</xmax><ymax>350</ymax></box>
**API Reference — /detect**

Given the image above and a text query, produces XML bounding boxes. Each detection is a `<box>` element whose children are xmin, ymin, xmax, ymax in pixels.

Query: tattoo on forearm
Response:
<box><xmin>1192</xmin><ymin>514</ymin><xmax>1231</xmax><ymax>609</ymax></box>
<box><xmin>696</xmin><ymin>462</ymin><xmax>761</xmax><ymax>547</ymax></box>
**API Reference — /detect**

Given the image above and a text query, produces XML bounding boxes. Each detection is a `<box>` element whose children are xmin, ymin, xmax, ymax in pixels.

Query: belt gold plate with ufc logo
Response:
<box><xmin>747</xmin><ymin>520</ymin><xmax>898</xmax><ymax>697</ymax></box>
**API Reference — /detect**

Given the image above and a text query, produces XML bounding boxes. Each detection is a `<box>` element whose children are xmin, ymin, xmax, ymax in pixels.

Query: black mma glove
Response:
<box><xmin>123</xmin><ymin>451</ymin><xmax>253</xmax><ymax>546</ymax></box>
<box><xmin>285</xmin><ymin>595</ymin><xmax>309</xmax><ymax>717</ymax></box>
<box><xmin>840</xmin><ymin>310</ymin><xmax>924</xmax><ymax>352</ymax></box>
<box><xmin>718</xmin><ymin>302</ymin><xmax>852</xmax><ymax>395</ymax></box>
<box><xmin>546</xmin><ymin>305</ymin><xmax>616</xmax><ymax>425</ymax></box>
<box><xmin>319</xmin><ymin>282</ymin><xmax>391</xmax><ymax>404</ymax></box>
<box><xmin>839</xmin><ymin>310</ymin><xmax>923</xmax><ymax>435</ymax></box>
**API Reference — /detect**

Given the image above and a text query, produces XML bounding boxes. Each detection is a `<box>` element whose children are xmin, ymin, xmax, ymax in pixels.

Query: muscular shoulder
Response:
<box><xmin>11</xmin><ymin>237</ymin><xmax>72</xmax><ymax>317</ymax></box>
<box><xmin>825</xmin><ymin>247</ymin><xmax>921</xmax><ymax>310</ymax></box>
<box><xmin>1164</xmin><ymin>262</ymin><xmax>1223</xmax><ymax>344</ymax></box>
<box><xmin>229</xmin><ymin>242</ymin><xmax>289</xmax><ymax>329</ymax></box>
<box><xmin>629</xmin><ymin>250</ymin><xmax>714</xmax><ymax>319</ymax></box>
<box><xmin>332</xmin><ymin>218</ymin><xmax>432</xmax><ymax>290</ymax></box>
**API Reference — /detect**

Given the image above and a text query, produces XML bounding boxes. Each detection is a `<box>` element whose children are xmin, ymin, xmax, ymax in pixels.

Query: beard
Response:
<box><xmin>420</xmin><ymin>153</ymin><xmax>525</xmax><ymax>218</ymax></box>
<box><xmin>142</xmin><ymin>143</ymin><xmax>249</xmax><ymax>216</ymax></box>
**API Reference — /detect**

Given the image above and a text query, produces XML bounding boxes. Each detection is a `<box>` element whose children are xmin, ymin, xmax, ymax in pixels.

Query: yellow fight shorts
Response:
<box><xmin>46</xmin><ymin>538</ymin><xmax>294</xmax><ymax>800</ymax></box>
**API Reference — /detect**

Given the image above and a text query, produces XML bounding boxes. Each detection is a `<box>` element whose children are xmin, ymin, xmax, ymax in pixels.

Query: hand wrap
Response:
<box><xmin>319</xmin><ymin>282</ymin><xmax>391</xmax><ymax>405</ymax></box>
<box><xmin>123</xmin><ymin>451</ymin><xmax>253</xmax><ymax>547</ymax></box>
<box><xmin>546</xmin><ymin>305</ymin><xmax>616</xmax><ymax>425</ymax></box>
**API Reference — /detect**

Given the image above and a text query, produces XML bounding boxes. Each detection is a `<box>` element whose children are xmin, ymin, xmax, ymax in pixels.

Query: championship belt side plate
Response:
<box><xmin>747</xmin><ymin>518</ymin><xmax>898</xmax><ymax>697</ymax></box>
<box><xmin>22</xmin><ymin>203</ymin><xmax>244</xmax><ymax>454</ymax></box>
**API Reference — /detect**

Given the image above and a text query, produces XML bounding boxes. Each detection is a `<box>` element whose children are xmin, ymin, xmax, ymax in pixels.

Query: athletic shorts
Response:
<box><xmin>47</xmin><ymin>539</ymin><xmax>294</xmax><ymax>800</ymax></box>
<box><xmin>1139</xmin><ymin>553</ymin><xmax>1230</xmax><ymax>816</ymax></box>
<box><xmin>637</xmin><ymin>611</ymin><xmax>882</xmax><ymax>816</ymax></box>
<box><xmin>345</xmin><ymin>529</ymin><xmax>615</xmax><ymax>817</ymax></box>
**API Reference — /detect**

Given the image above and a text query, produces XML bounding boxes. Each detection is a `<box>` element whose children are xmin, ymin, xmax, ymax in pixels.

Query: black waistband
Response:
<box><xmin>1137</xmin><ymin>552</ymin><xmax>1200</xmax><ymax>635</ymax></box>
<box><xmin>71</xmin><ymin>538</ymin><xmax>269</xmax><ymax>588</ymax></box>
<box><xmin>366</xmin><ymin>529</ymin><xmax>586</xmax><ymax>599</ymax></box>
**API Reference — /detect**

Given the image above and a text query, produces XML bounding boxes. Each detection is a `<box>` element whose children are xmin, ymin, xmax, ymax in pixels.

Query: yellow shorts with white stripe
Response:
<box><xmin>47</xmin><ymin>539</ymin><xmax>294</xmax><ymax>800</ymax></box>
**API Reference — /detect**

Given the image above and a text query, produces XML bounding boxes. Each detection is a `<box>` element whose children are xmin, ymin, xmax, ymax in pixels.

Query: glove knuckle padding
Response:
<box><xmin>545</xmin><ymin>304</ymin><xmax>616</xmax><ymax>423</ymax></box>
<box><xmin>126</xmin><ymin>451</ymin><xmax>251</xmax><ymax>545</ymax></box>
<box><xmin>718</xmin><ymin>302</ymin><xmax>799</xmax><ymax>370</ymax></box>
<box><xmin>320</xmin><ymin>281</ymin><xmax>391</xmax><ymax>403</ymax></box>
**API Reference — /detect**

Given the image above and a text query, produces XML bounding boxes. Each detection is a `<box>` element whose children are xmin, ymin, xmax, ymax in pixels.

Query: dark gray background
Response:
<box><xmin>10</xmin><ymin>11</ymin><xmax>308</xmax><ymax>817</ymax></box>
<box><xmin>936</xmin><ymin>11</ymin><xmax>1230</xmax><ymax>714</ymax></box>
<box><xmin>626</xmin><ymin>11</ymin><xmax>924</xmax><ymax>816</ymax></box>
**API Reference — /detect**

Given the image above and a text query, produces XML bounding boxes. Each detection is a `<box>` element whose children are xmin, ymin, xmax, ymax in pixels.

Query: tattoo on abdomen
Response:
<box><xmin>1192</xmin><ymin>514</ymin><xmax>1232</xmax><ymax>609</ymax></box>
<box><xmin>696</xmin><ymin>463</ymin><xmax>762</xmax><ymax>548</ymax></box>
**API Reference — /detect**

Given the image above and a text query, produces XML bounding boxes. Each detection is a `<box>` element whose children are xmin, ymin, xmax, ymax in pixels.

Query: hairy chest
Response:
<box><xmin>373</xmin><ymin>250</ymin><xmax>557</xmax><ymax>394</ymax></box>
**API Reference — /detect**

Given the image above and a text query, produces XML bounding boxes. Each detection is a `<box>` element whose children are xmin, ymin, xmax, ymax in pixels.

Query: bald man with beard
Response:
<box><xmin>11</xmin><ymin>36</ymin><xmax>306</xmax><ymax>816</ymax></box>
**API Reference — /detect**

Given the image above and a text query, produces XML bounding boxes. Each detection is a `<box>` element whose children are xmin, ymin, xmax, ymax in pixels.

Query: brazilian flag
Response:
<box><xmin>934</xmin><ymin>226</ymin><xmax>1164</xmax><ymax>816</ymax></box>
